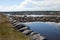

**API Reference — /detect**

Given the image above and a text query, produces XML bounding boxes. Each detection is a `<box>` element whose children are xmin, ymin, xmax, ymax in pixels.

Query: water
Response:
<box><xmin>24</xmin><ymin>22</ymin><xmax>60</xmax><ymax>40</ymax></box>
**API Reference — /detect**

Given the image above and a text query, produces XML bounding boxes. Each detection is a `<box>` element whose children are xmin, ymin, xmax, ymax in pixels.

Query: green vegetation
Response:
<box><xmin>0</xmin><ymin>14</ymin><xmax>29</xmax><ymax>40</ymax></box>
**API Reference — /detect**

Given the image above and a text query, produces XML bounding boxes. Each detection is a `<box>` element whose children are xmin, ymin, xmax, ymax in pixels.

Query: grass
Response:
<box><xmin>0</xmin><ymin>14</ymin><xmax>29</xmax><ymax>40</ymax></box>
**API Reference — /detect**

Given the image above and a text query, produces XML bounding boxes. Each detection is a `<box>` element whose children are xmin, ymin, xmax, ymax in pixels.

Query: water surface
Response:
<box><xmin>24</xmin><ymin>22</ymin><xmax>60</xmax><ymax>40</ymax></box>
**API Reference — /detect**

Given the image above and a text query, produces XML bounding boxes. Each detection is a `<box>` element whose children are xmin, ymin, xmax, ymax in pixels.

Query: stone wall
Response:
<box><xmin>12</xmin><ymin>16</ymin><xmax>60</xmax><ymax>23</ymax></box>
<box><xmin>9</xmin><ymin>16</ymin><xmax>46</xmax><ymax>40</ymax></box>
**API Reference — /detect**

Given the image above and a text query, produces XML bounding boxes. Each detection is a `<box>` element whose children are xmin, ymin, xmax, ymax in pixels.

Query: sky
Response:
<box><xmin>0</xmin><ymin>0</ymin><xmax>60</xmax><ymax>11</ymax></box>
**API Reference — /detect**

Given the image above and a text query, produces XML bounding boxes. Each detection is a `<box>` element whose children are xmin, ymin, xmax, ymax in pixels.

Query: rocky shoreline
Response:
<box><xmin>9</xmin><ymin>16</ymin><xmax>46</xmax><ymax>40</ymax></box>
<box><xmin>12</xmin><ymin>15</ymin><xmax>60</xmax><ymax>23</ymax></box>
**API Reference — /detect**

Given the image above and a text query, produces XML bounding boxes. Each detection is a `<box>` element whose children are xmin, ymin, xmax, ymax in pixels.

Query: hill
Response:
<box><xmin>0</xmin><ymin>14</ymin><xmax>29</xmax><ymax>40</ymax></box>
<box><xmin>0</xmin><ymin>11</ymin><xmax>60</xmax><ymax>15</ymax></box>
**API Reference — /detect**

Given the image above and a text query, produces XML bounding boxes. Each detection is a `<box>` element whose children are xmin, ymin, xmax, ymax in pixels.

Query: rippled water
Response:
<box><xmin>24</xmin><ymin>22</ymin><xmax>60</xmax><ymax>40</ymax></box>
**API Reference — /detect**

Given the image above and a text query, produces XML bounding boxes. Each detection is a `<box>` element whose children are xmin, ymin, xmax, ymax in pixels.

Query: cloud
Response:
<box><xmin>0</xmin><ymin>0</ymin><xmax>60</xmax><ymax>11</ymax></box>
<box><xmin>45</xmin><ymin>22</ymin><xmax>60</xmax><ymax>27</ymax></box>
<box><xmin>0</xmin><ymin>0</ymin><xmax>33</xmax><ymax>11</ymax></box>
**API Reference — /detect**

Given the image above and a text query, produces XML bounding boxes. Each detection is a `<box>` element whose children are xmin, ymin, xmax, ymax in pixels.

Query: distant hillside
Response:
<box><xmin>0</xmin><ymin>11</ymin><xmax>60</xmax><ymax>15</ymax></box>
<box><xmin>0</xmin><ymin>14</ymin><xmax>29</xmax><ymax>40</ymax></box>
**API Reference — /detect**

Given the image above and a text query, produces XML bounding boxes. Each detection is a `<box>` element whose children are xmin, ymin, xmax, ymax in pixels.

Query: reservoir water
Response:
<box><xmin>24</xmin><ymin>22</ymin><xmax>60</xmax><ymax>40</ymax></box>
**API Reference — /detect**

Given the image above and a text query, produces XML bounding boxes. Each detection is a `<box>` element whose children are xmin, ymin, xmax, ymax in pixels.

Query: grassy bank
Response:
<box><xmin>0</xmin><ymin>14</ymin><xmax>29</xmax><ymax>40</ymax></box>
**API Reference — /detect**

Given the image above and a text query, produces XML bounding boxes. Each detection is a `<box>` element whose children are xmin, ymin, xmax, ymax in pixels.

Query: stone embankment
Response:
<box><xmin>12</xmin><ymin>15</ymin><xmax>60</xmax><ymax>23</ymax></box>
<box><xmin>9</xmin><ymin>17</ymin><xmax>46</xmax><ymax>40</ymax></box>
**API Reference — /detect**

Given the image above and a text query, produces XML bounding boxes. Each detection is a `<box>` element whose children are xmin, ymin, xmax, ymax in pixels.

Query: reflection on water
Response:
<box><xmin>24</xmin><ymin>22</ymin><xmax>60</xmax><ymax>40</ymax></box>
